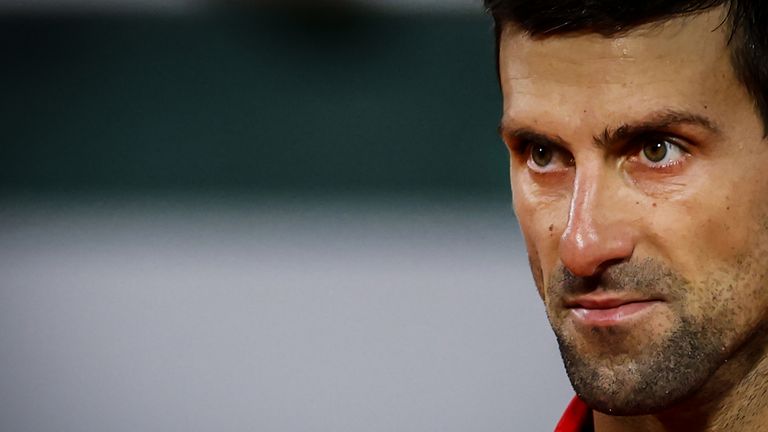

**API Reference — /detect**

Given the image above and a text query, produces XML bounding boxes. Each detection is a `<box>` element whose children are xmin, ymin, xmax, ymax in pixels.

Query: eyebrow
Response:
<box><xmin>498</xmin><ymin>109</ymin><xmax>722</xmax><ymax>149</ymax></box>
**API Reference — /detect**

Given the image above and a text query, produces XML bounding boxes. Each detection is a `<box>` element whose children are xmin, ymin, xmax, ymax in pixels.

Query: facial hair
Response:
<box><xmin>543</xmin><ymin>259</ymin><xmax>729</xmax><ymax>415</ymax></box>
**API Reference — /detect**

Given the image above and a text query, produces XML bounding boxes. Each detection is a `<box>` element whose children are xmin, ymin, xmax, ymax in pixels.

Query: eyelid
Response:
<box><xmin>506</xmin><ymin>136</ymin><xmax>538</xmax><ymax>156</ymax></box>
<box><xmin>509</xmin><ymin>136</ymin><xmax>564</xmax><ymax>157</ymax></box>
<box><xmin>624</xmin><ymin>132</ymin><xmax>691</xmax><ymax>153</ymax></box>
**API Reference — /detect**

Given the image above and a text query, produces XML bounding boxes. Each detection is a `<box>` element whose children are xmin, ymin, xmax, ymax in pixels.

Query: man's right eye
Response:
<box><xmin>525</xmin><ymin>143</ymin><xmax>573</xmax><ymax>173</ymax></box>
<box><xmin>531</xmin><ymin>144</ymin><xmax>554</xmax><ymax>167</ymax></box>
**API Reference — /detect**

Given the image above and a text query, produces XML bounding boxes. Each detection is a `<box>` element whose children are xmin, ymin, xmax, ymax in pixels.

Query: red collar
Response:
<box><xmin>555</xmin><ymin>396</ymin><xmax>592</xmax><ymax>432</ymax></box>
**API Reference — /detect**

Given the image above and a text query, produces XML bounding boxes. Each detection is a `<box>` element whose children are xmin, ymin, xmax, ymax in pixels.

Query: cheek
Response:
<box><xmin>686</xmin><ymin>238</ymin><xmax>768</xmax><ymax>357</ymax></box>
<box><xmin>665</xmin><ymin>185</ymin><xmax>764</xmax><ymax>278</ymax></box>
<box><xmin>647</xmin><ymin>157</ymin><xmax>765</xmax><ymax>277</ymax></box>
<box><xmin>659</xmin><ymin>182</ymin><xmax>768</xmax><ymax>335</ymax></box>
<box><xmin>706</xmin><ymin>208</ymin><xmax>768</xmax><ymax>327</ymax></box>
<box><xmin>675</xmin><ymin>139</ymin><xmax>768</xmax><ymax>266</ymax></box>
<box><xmin>512</xmin><ymin>174</ymin><xmax>570</xmax><ymax>297</ymax></box>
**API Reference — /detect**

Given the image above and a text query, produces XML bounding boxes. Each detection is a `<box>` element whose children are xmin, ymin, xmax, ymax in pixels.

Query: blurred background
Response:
<box><xmin>0</xmin><ymin>1</ymin><xmax>572</xmax><ymax>431</ymax></box>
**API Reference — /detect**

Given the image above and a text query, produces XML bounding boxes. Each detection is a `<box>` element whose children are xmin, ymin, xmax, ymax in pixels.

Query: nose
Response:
<box><xmin>559</xmin><ymin>168</ymin><xmax>637</xmax><ymax>277</ymax></box>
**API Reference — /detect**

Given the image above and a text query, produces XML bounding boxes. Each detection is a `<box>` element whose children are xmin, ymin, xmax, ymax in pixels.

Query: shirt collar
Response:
<box><xmin>555</xmin><ymin>396</ymin><xmax>593</xmax><ymax>432</ymax></box>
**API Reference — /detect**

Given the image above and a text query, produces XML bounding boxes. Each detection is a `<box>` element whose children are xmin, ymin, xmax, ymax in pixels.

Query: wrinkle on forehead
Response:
<box><xmin>499</xmin><ymin>7</ymin><xmax>732</xmax><ymax>89</ymax></box>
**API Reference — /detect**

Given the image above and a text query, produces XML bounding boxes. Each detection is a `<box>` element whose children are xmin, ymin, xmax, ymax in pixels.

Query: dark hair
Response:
<box><xmin>484</xmin><ymin>0</ymin><xmax>768</xmax><ymax>132</ymax></box>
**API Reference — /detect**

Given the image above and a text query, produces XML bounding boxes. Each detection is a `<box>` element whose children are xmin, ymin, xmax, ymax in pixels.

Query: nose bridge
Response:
<box><xmin>560</xmin><ymin>163</ymin><xmax>635</xmax><ymax>277</ymax></box>
<box><xmin>566</xmin><ymin>166</ymin><xmax>603</xmax><ymax>241</ymax></box>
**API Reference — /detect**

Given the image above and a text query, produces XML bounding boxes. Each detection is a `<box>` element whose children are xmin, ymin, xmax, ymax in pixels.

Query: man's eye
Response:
<box><xmin>638</xmin><ymin>138</ymin><xmax>687</xmax><ymax>166</ymax></box>
<box><xmin>531</xmin><ymin>144</ymin><xmax>553</xmax><ymax>167</ymax></box>
<box><xmin>524</xmin><ymin>143</ymin><xmax>573</xmax><ymax>173</ymax></box>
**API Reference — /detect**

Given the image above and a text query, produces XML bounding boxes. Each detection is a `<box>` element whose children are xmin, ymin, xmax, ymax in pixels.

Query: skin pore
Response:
<box><xmin>499</xmin><ymin>6</ymin><xmax>768</xmax><ymax>432</ymax></box>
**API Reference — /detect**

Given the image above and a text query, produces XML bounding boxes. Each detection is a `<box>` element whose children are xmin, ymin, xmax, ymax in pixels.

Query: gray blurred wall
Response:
<box><xmin>0</xmin><ymin>5</ymin><xmax>574</xmax><ymax>432</ymax></box>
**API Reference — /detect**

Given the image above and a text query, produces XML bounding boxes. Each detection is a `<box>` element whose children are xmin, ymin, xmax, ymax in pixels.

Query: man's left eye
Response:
<box><xmin>637</xmin><ymin>138</ymin><xmax>687</xmax><ymax>166</ymax></box>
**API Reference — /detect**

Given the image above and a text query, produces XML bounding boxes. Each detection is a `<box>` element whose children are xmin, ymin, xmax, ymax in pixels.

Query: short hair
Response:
<box><xmin>484</xmin><ymin>0</ymin><xmax>768</xmax><ymax>133</ymax></box>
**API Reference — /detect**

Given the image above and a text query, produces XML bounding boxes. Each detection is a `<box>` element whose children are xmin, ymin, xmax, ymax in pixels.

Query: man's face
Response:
<box><xmin>499</xmin><ymin>8</ymin><xmax>768</xmax><ymax>414</ymax></box>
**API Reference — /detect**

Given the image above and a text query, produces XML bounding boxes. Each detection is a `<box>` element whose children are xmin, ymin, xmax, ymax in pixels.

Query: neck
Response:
<box><xmin>594</xmin><ymin>324</ymin><xmax>768</xmax><ymax>432</ymax></box>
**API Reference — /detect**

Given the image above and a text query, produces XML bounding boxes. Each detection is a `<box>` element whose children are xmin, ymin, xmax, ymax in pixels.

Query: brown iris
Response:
<box><xmin>531</xmin><ymin>144</ymin><xmax>553</xmax><ymax>167</ymax></box>
<box><xmin>643</xmin><ymin>141</ymin><xmax>668</xmax><ymax>163</ymax></box>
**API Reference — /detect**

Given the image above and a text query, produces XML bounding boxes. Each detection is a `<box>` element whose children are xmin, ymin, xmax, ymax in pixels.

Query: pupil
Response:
<box><xmin>644</xmin><ymin>142</ymin><xmax>667</xmax><ymax>162</ymax></box>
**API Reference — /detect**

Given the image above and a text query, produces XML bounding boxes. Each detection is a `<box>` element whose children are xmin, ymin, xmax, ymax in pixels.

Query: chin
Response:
<box><xmin>573</xmin><ymin>381</ymin><xmax>691</xmax><ymax>416</ymax></box>
<box><xmin>564</xmin><ymin>355</ymin><xmax>706</xmax><ymax>416</ymax></box>
<box><xmin>555</xmin><ymin>315</ymin><xmax>726</xmax><ymax>416</ymax></box>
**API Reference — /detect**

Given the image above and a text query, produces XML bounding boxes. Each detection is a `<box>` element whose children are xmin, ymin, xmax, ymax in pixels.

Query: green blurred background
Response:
<box><xmin>1</xmin><ymin>8</ymin><xmax>505</xmax><ymax>197</ymax></box>
<box><xmin>0</xmin><ymin>5</ymin><xmax>574</xmax><ymax>432</ymax></box>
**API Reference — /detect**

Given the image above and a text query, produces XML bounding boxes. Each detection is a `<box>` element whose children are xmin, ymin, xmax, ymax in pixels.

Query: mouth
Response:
<box><xmin>565</xmin><ymin>295</ymin><xmax>663</xmax><ymax>327</ymax></box>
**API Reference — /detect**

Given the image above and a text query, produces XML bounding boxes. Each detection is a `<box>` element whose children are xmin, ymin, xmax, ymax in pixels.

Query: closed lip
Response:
<box><xmin>563</xmin><ymin>294</ymin><xmax>663</xmax><ymax>310</ymax></box>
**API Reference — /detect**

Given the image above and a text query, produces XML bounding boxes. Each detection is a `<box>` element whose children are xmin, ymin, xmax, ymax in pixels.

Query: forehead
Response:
<box><xmin>498</xmin><ymin>7</ymin><xmax>739</xmax><ymax>130</ymax></box>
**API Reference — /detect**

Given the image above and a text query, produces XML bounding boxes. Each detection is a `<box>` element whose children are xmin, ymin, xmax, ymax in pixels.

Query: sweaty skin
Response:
<box><xmin>499</xmin><ymin>7</ymin><xmax>768</xmax><ymax>432</ymax></box>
